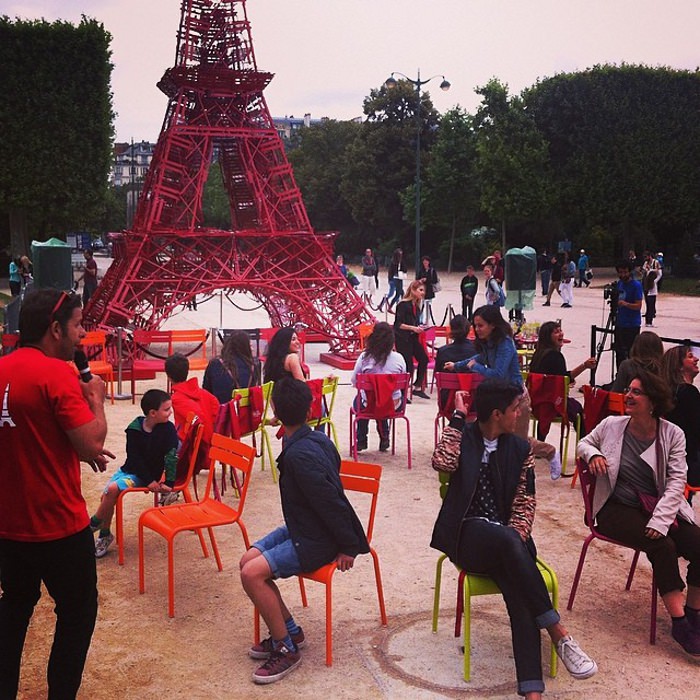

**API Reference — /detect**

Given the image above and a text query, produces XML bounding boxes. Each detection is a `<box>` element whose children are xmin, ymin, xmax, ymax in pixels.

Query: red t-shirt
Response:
<box><xmin>0</xmin><ymin>348</ymin><xmax>96</xmax><ymax>541</ymax></box>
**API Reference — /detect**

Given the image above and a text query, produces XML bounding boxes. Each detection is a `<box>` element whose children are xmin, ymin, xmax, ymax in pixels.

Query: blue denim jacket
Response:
<box><xmin>453</xmin><ymin>337</ymin><xmax>523</xmax><ymax>388</ymax></box>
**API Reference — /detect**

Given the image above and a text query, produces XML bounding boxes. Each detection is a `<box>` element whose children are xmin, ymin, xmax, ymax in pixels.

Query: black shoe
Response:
<box><xmin>357</xmin><ymin>440</ymin><xmax>368</xmax><ymax>452</ymax></box>
<box><xmin>413</xmin><ymin>390</ymin><xmax>430</xmax><ymax>399</ymax></box>
<box><xmin>379</xmin><ymin>437</ymin><xmax>390</xmax><ymax>452</ymax></box>
<box><xmin>561</xmin><ymin>303</ymin><xmax>572</xmax><ymax>308</ymax></box>
<box><xmin>542</xmin><ymin>301</ymin><xmax>551</xmax><ymax>306</ymax></box>
<box><xmin>672</xmin><ymin>619</ymin><xmax>700</xmax><ymax>656</ymax></box>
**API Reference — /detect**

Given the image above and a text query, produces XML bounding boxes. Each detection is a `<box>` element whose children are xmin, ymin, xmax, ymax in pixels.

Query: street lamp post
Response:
<box><xmin>385</xmin><ymin>69</ymin><xmax>450</xmax><ymax>276</ymax></box>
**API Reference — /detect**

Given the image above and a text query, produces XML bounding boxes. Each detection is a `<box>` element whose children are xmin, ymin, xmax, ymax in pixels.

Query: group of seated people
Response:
<box><xmin>89</xmin><ymin>309</ymin><xmax>700</xmax><ymax>694</ymax></box>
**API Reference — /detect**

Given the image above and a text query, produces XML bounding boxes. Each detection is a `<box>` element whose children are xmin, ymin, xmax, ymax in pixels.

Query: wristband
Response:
<box><xmin>452</xmin><ymin>409</ymin><xmax>467</xmax><ymax>420</ymax></box>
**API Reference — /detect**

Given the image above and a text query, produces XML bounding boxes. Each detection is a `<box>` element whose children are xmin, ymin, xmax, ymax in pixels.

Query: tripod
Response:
<box><xmin>592</xmin><ymin>300</ymin><xmax>617</xmax><ymax>386</ymax></box>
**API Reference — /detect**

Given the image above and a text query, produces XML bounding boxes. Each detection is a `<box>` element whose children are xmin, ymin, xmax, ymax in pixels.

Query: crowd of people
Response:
<box><xmin>3</xmin><ymin>247</ymin><xmax>699</xmax><ymax>698</ymax></box>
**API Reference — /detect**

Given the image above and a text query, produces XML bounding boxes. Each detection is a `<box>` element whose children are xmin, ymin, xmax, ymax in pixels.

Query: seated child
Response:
<box><xmin>164</xmin><ymin>352</ymin><xmax>220</xmax><ymax>444</ymax></box>
<box><xmin>239</xmin><ymin>378</ymin><xmax>370</xmax><ymax>684</ymax></box>
<box><xmin>90</xmin><ymin>389</ymin><xmax>179</xmax><ymax>558</ymax></box>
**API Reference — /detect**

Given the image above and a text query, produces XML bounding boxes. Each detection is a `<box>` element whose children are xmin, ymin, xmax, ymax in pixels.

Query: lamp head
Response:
<box><xmin>385</xmin><ymin>75</ymin><xmax>398</xmax><ymax>89</ymax></box>
<box><xmin>439</xmin><ymin>79</ymin><xmax>451</xmax><ymax>92</ymax></box>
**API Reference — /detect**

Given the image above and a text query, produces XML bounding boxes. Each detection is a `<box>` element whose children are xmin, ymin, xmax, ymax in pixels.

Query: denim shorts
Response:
<box><xmin>106</xmin><ymin>468</ymin><xmax>147</xmax><ymax>493</ymax></box>
<box><xmin>253</xmin><ymin>525</ymin><xmax>302</xmax><ymax>579</ymax></box>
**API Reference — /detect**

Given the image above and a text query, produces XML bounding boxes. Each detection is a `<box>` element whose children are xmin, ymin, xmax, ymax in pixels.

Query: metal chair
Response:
<box><xmin>567</xmin><ymin>458</ymin><xmax>658</xmax><ymax>643</ymax></box>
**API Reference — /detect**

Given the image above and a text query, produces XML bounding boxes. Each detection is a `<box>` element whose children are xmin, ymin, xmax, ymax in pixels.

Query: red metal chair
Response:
<box><xmin>349</xmin><ymin>373</ymin><xmax>412</xmax><ymax>468</ymax></box>
<box><xmin>567</xmin><ymin>458</ymin><xmax>658</xmax><ymax>643</ymax></box>
<box><xmin>570</xmin><ymin>387</ymin><xmax>626</xmax><ymax>488</ymax></box>
<box><xmin>433</xmin><ymin>372</ymin><xmax>483</xmax><ymax>446</ymax></box>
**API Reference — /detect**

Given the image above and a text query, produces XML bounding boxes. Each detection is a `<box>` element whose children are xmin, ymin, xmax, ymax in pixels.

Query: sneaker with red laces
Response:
<box><xmin>252</xmin><ymin>643</ymin><xmax>301</xmax><ymax>684</ymax></box>
<box><xmin>248</xmin><ymin>629</ymin><xmax>305</xmax><ymax>660</ymax></box>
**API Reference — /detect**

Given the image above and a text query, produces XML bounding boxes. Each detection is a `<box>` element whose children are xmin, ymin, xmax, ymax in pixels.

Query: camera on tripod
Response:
<box><xmin>603</xmin><ymin>283</ymin><xmax>619</xmax><ymax>308</ymax></box>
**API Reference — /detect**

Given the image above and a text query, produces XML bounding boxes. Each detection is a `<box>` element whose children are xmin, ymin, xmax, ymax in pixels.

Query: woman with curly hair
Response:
<box><xmin>351</xmin><ymin>322</ymin><xmax>406</xmax><ymax>452</ymax></box>
<box><xmin>203</xmin><ymin>330</ymin><xmax>262</xmax><ymax>403</ymax></box>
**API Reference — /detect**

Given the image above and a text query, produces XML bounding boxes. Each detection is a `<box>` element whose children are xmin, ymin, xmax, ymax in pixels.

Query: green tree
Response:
<box><xmin>287</xmin><ymin>119</ymin><xmax>360</xmax><ymax>251</ymax></box>
<box><xmin>0</xmin><ymin>17</ymin><xmax>114</xmax><ymax>254</ymax></box>
<box><xmin>473</xmin><ymin>79</ymin><xmax>553</xmax><ymax>251</ymax></box>
<box><xmin>201</xmin><ymin>160</ymin><xmax>232</xmax><ymax>229</ymax></box>
<box><xmin>421</xmin><ymin>107</ymin><xmax>480</xmax><ymax>272</ymax></box>
<box><xmin>340</xmin><ymin>81</ymin><xmax>441</xmax><ymax>260</ymax></box>
<box><xmin>523</xmin><ymin>65</ymin><xmax>700</xmax><ymax>256</ymax></box>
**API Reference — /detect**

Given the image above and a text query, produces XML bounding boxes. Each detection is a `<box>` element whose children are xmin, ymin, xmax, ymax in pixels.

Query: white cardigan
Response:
<box><xmin>577</xmin><ymin>415</ymin><xmax>696</xmax><ymax>535</ymax></box>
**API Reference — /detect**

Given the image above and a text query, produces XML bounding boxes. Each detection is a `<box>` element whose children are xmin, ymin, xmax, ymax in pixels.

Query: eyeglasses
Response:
<box><xmin>624</xmin><ymin>387</ymin><xmax>647</xmax><ymax>397</ymax></box>
<box><xmin>49</xmin><ymin>291</ymin><xmax>70</xmax><ymax>323</ymax></box>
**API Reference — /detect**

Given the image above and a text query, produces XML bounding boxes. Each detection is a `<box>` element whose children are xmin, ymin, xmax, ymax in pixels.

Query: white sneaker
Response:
<box><xmin>550</xmin><ymin>452</ymin><xmax>562</xmax><ymax>480</ymax></box>
<box><xmin>94</xmin><ymin>533</ymin><xmax>114</xmax><ymax>559</ymax></box>
<box><xmin>556</xmin><ymin>635</ymin><xmax>598</xmax><ymax>679</ymax></box>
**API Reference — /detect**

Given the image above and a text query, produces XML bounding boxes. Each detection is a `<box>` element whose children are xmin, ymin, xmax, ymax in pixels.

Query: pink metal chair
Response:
<box><xmin>433</xmin><ymin>372</ymin><xmax>483</xmax><ymax>446</ymax></box>
<box><xmin>567</xmin><ymin>458</ymin><xmax>658</xmax><ymax>643</ymax></box>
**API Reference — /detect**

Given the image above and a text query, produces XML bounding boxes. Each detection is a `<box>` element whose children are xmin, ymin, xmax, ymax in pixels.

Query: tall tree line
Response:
<box><xmin>0</xmin><ymin>17</ymin><xmax>114</xmax><ymax>255</ymax></box>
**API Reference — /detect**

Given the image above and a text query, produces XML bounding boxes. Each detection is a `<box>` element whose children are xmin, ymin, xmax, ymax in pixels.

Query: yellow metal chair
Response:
<box><xmin>431</xmin><ymin>473</ymin><xmax>559</xmax><ymax>681</ymax></box>
<box><xmin>306</xmin><ymin>376</ymin><xmax>339</xmax><ymax>447</ymax></box>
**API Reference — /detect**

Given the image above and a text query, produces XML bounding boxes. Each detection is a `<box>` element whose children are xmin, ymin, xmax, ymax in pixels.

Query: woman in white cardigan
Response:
<box><xmin>577</xmin><ymin>368</ymin><xmax>700</xmax><ymax>656</ymax></box>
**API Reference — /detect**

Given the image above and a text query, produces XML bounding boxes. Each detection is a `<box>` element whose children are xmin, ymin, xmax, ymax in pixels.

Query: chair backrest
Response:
<box><xmin>358</xmin><ymin>321</ymin><xmax>375</xmax><ymax>350</ymax></box>
<box><xmin>434</xmin><ymin>372</ymin><xmax>483</xmax><ymax>418</ymax></box>
<box><xmin>423</xmin><ymin>326</ymin><xmax>438</xmax><ymax>359</ymax></box>
<box><xmin>170</xmin><ymin>329</ymin><xmax>208</xmax><ymax>367</ymax></box>
<box><xmin>305</xmin><ymin>376</ymin><xmax>338</xmax><ymax>427</ymax></box>
<box><xmin>582</xmin><ymin>386</ymin><xmax>626</xmax><ymax>433</ymax></box>
<box><xmin>203</xmin><ymin>433</ymin><xmax>256</xmax><ymax>503</ymax></box>
<box><xmin>174</xmin><ymin>417</ymin><xmax>205</xmax><ymax>485</ymax></box>
<box><xmin>80</xmin><ymin>330</ymin><xmax>109</xmax><ymax>363</ymax></box>
<box><xmin>223</xmin><ymin>382</ymin><xmax>272</xmax><ymax>438</ymax></box>
<box><xmin>339</xmin><ymin>460</ymin><xmax>381</xmax><ymax>544</ymax></box>
<box><xmin>526</xmin><ymin>372</ymin><xmax>569</xmax><ymax>425</ymax></box>
<box><xmin>355</xmin><ymin>373</ymin><xmax>410</xmax><ymax>420</ymax></box>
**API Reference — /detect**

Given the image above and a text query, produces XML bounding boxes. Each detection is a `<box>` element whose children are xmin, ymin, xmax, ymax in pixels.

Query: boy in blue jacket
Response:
<box><xmin>240</xmin><ymin>378</ymin><xmax>369</xmax><ymax>684</ymax></box>
<box><xmin>90</xmin><ymin>389</ymin><xmax>178</xmax><ymax>558</ymax></box>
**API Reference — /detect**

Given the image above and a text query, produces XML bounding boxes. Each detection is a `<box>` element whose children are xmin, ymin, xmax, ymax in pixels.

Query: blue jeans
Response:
<box><xmin>540</xmin><ymin>270</ymin><xmax>551</xmax><ymax>296</ymax></box>
<box><xmin>388</xmin><ymin>279</ymin><xmax>403</xmax><ymax>307</ymax></box>
<box><xmin>253</xmin><ymin>525</ymin><xmax>302</xmax><ymax>579</ymax></box>
<box><xmin>456</xmin><ymin>519</ymin><xmax>559</xmax><ymax>696</ymax></box>
<box><xmin>0</xmin><ymin>527</ymin><xmax>98</xmax><ymax>700</ymax></box>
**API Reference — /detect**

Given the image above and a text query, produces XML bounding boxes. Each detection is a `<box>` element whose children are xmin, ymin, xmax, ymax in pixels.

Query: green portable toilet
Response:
<box><xmin>31</xmin><ymin>238</ymin><xmax>73</xmax><ymax>291</ymax></box>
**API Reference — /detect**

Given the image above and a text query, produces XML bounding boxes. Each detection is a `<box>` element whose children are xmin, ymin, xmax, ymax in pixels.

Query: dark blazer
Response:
<box><xmin>277</xmin><ymin>425</ymin><xmax>369</xmax><ymax>572</ymax></box>
<box><xmin>430</xmin><ymin>422</ymin><xmax>534</xmax><ymax>563</ymax></box>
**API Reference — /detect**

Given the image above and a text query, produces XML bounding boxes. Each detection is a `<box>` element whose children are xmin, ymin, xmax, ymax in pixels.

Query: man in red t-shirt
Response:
<box><xmin>0</xmin><ymin>289</ymin><xmax>112</xmax><ymax>699</ymax></box>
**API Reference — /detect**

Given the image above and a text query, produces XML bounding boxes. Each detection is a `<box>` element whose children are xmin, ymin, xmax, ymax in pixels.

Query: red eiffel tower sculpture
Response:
<box><xmin>84</xmin><ymin>0</ymin><xmax>372</xmax><ymax>358</ymax></box>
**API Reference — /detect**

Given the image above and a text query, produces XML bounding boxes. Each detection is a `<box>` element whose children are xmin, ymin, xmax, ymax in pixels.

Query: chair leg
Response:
<box><xmin>298</xmin><ymin>577</ymin><xmax>309</xmax><ymax>607</ymax></box>
<box><xmin>650</xmin><ymin>576</ymin><xmax>658</xmax><ymax>644</ymax></box>
<box><xmin>405</xmin><ymin>417</ymin><xmax>412</xmax><ymax>469</ymax></box>
<box><xmin>455</xmin><ymin>570</ymin><xmax>465</xmax><ymax>637</ymax></box>
<box><xmin>370</xmin><ymin>548</ymin><xmax>388</xmax><ymax>626</ymax></box>
<box><xmin>116</xmin><ymin>493</ymin><xmax>126</xmax><ymax>565</ymax></box>
<box><xmin>626</xmin><ymin>550</ymin><xmax>641</xmax><ymax>590</ymax></box>
<box><xmin>566</xmin><ymin>536</ymin><xmax>594</xmax><ymax>610</ymax></box>
<box><xmin>325</xmin><ymin>576</ymin><xmax>333</xmax><ymax>666</ymax></box>
<box><xmin>463</xmin><ymin>576</ymin><xmax>472</xmax><ymax>681</ymax></box>
<box><xmin>168</xmin><ymin>536</ymin><xmax>176</xmax><ymax>618</ymax></box>
<box><xmin>432</xmin><ymin>554</ymin><xmax>447</xmax><ymax>633</ymax></box>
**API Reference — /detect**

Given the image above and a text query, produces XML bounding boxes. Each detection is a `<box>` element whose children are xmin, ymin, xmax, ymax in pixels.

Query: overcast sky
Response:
<box><xmin>5</xmin><ymin>0</ymin><xmax>700</xmax><ymax>142</ymax></box>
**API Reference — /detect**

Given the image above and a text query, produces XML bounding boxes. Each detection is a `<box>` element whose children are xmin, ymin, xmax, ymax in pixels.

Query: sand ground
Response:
<box><xmin>12</xmin><ymin>265</ymin><xmax>700</xmax><ymax>699</ymax></box>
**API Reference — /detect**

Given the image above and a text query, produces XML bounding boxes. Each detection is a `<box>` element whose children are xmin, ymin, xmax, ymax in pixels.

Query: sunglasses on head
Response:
<box><xmin>48</xmin><ymin>291</ymin><xmax>76</xmax><ymax>324</ymax></box>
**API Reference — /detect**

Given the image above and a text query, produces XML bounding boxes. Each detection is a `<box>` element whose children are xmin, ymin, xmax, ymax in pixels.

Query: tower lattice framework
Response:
<box><xmin>84</xmin><ymin>0</ymin><xmax>371</xmax><ymax>356</ymax></box>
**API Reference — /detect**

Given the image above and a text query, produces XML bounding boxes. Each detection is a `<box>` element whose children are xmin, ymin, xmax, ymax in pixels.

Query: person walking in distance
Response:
<box><xmin>359</xmin><ymin>248</ymin><xmax>377</xmax><ymax>302</ymax></box>
<box><xmin>0</xmin><ymin>289</ymin><xmax>113</xmax><ymax>699</ymax></box>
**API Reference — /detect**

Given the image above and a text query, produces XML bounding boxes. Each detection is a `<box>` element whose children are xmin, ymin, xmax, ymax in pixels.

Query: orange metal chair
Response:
<box><xmin>116</xmin><ymin>414</ymin><xmax>205</xmax><ymax>564</ymax></box>
<box><xmin>433</xmin><ymin>372</ymin><xmax>483</xmax><ymax>446</ymax></box>
<box><xmin>358</xmin><ymin>321</ymin><xmax>375</xmax><ymax>350</ymax></box>
<box><xmin>78</xmin><ymin>330</ymin><xmax>115</xmax><ymax>404</ymax></box>
<box><xmin>349</xmin><ymin>372</ymin><xmax>412</xmax><ymax>467</ymax></box>
<box><xmin>254</xmin><ymin>460</ymin><xmax>387</xmax><ymax>666</ymax></box>
<box><xmin>138</xmin><ymin>433</ymin><xmax>255</xmax><ymax>617</ymax></box>
<box><xmin>567</xmin><ymin>458</ymin><xmax>658</xmax><ymax>643</ymax></box>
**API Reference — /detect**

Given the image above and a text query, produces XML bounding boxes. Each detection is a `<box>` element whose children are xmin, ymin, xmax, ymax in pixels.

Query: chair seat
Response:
<box><xmin>133</xmin><ymin>359</ymin><xmax>166</xmax><ymax>371</ymax></box>
<box><xmin>139</xmin><ymin>499</ymin><xmax>241</xmax><ymax>536</ymax></box>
